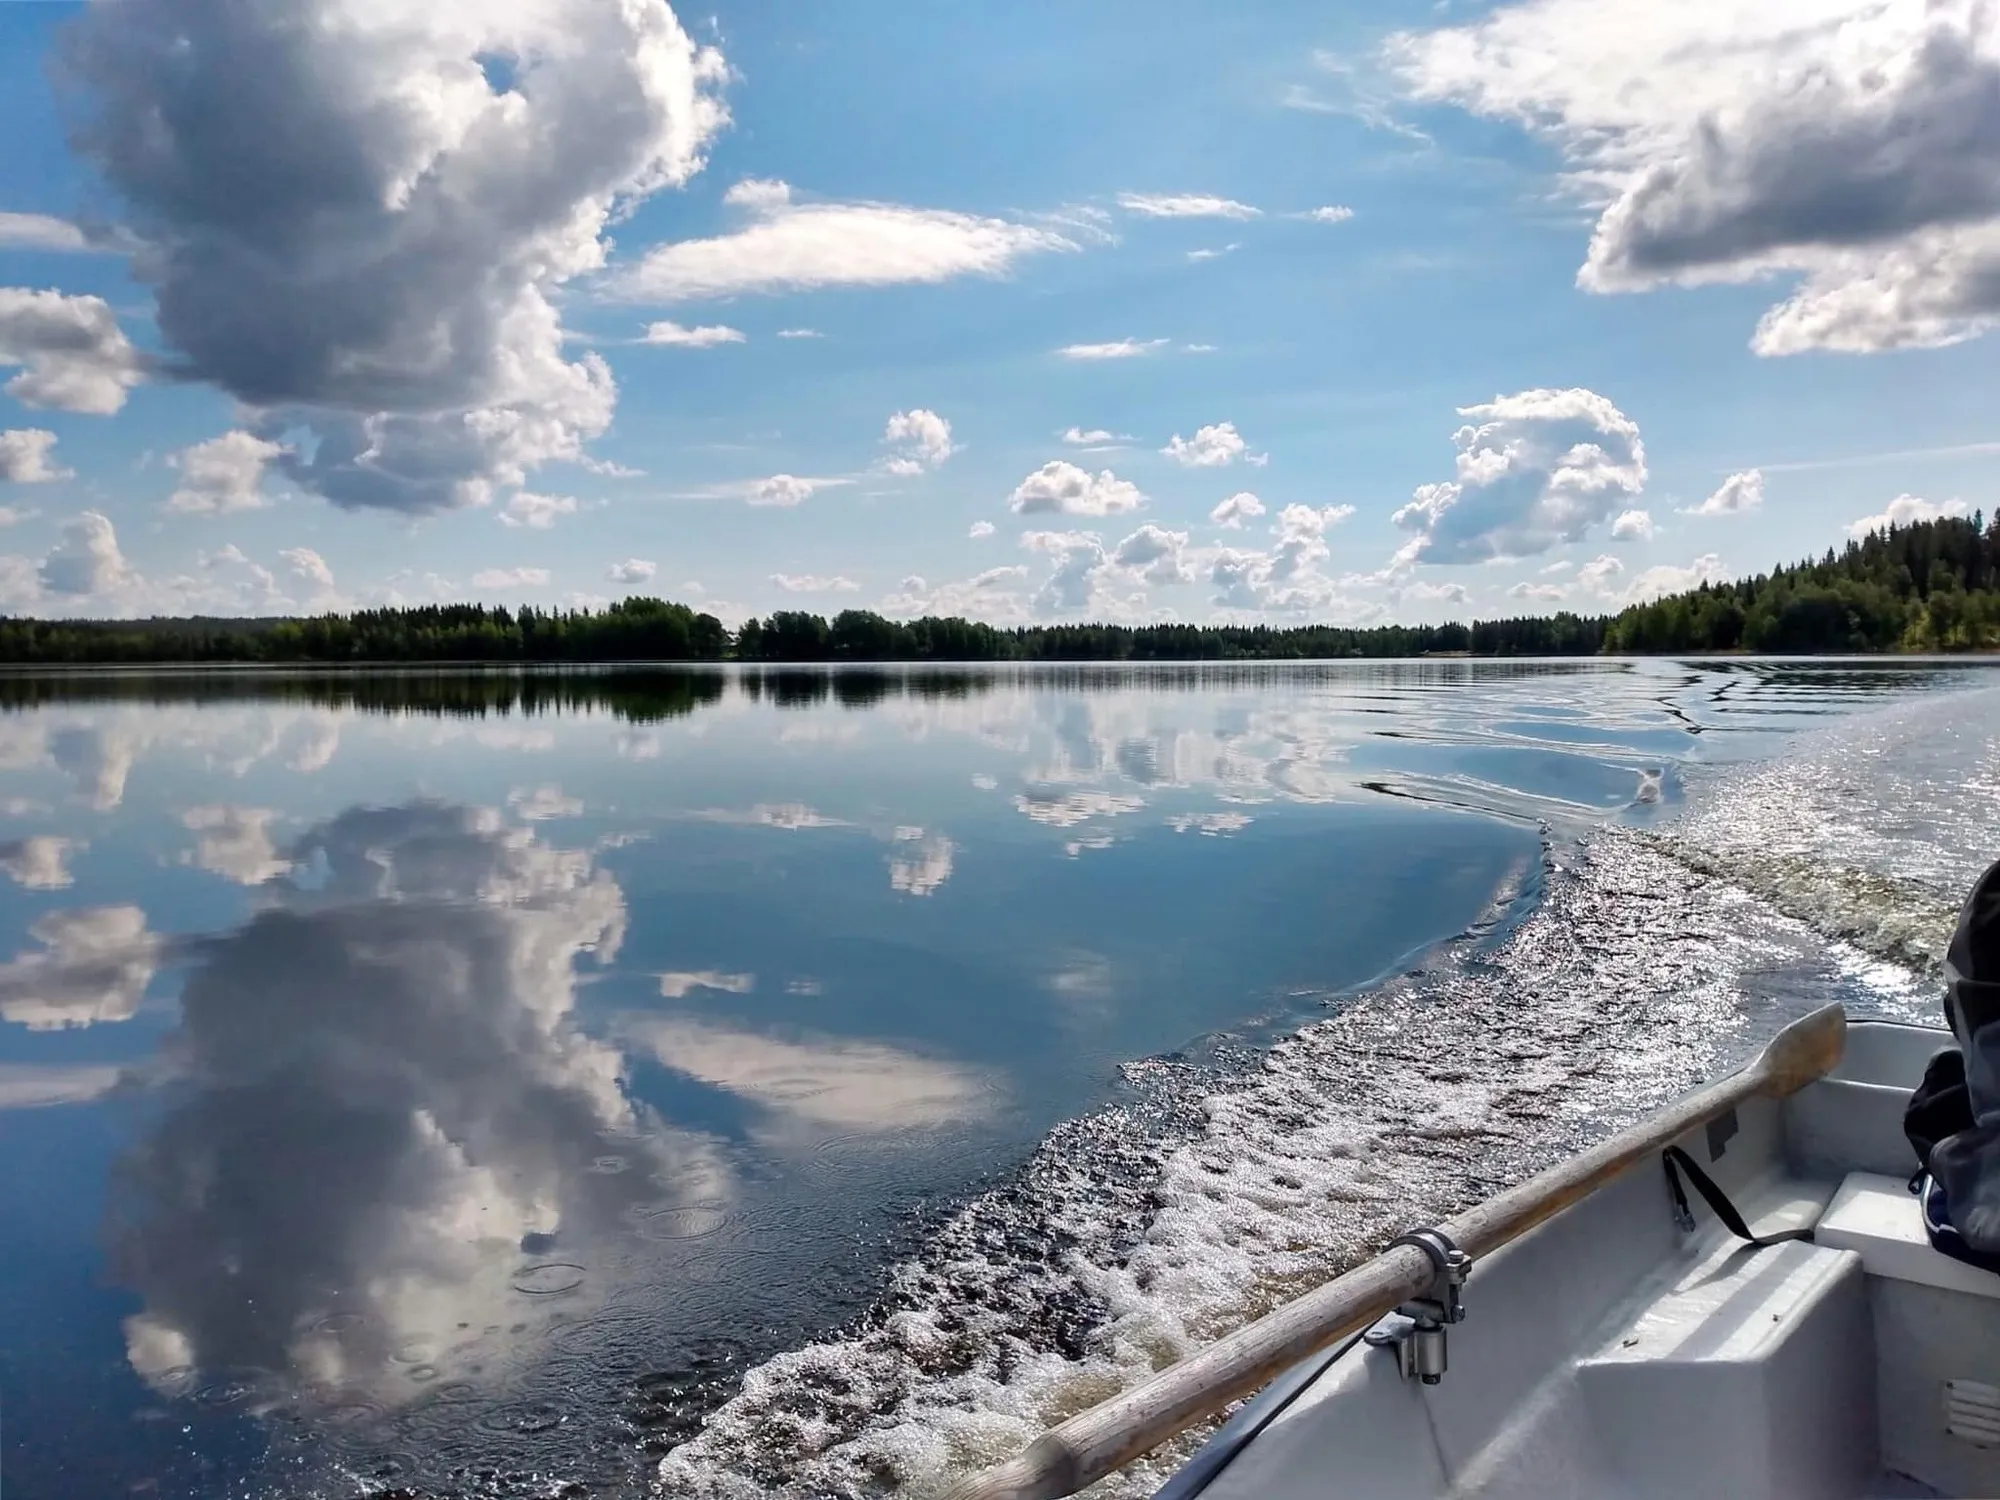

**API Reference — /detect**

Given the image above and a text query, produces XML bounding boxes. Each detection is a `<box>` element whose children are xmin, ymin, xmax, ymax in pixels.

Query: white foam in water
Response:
<box><xmin>656</xmin><ymin>824</ymin><xmax>1932</xmax><ymax>1498</ymax></box>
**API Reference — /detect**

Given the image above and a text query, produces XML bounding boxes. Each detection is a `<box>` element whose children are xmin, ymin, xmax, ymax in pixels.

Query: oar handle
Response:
<box><xmin>943</xmin><ymin>1003</ymin><xmax>1846</xmax><ymax>1500</ymax></box>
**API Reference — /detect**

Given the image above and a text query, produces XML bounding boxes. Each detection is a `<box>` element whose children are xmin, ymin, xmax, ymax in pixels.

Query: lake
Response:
<box><xmin>1</xmin><ymin>658</ymin><xmax>1994</xmax><ymax>1498</ymax></box>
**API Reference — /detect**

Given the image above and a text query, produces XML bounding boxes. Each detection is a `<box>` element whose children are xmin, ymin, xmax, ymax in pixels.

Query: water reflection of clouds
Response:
<box><xmin>181</xmin><ymin>806</ymin><xmax>288</xmax><ymax>884</ymax></box>
<box><xmin>107</xmin><ymin>801</ymin><xmax>732</xmax><ymax>1412</ymax></box>
<box><xmin>0</xmin><ymin>906</ymin><xmax>161</xmax><ymax>1028</ymax></box>
<box><xmin>888</xmin><ymin>828</ymin><xmax>955</xmax><ymax>896</ymax></box>
<box><xmin>0</xmin><ymin>833</ymin><xmax>79</xmax><ymax>888</ymax></box>
<box><xmin>627</xmin><ymin>1017</ymin><xmax>995</xmax><ymax>1142</ymax></box>
<box><xmin>0</xmin><ymin>707</ymin><xmax>350</xmax><ymax>808</ymax></box>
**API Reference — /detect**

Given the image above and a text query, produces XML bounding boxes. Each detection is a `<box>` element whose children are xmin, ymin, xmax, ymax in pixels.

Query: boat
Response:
<box><xmin>945</xmin><ymin>1003</ymin><xmax>2000</xmax><ymax>1500</ymax></box>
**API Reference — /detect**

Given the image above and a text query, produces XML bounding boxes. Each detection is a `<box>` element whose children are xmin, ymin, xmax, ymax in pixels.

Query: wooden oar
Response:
<box><xmin>944</xmin><ymin>1001</ymin><xmax>1847</xmax><ymax>1500</ymax></box>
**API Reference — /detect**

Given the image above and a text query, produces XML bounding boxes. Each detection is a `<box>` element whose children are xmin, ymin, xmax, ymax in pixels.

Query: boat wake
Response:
<box><xmin>656</xmin><ymin>818</ymin><xmax>1931</xmax><ymax>1497</ymax></box>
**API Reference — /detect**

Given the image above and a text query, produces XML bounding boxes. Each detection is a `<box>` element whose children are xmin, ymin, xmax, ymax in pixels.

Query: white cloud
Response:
<box><xmin>607</xmin><ymin>558</ymin><xmax>657</xmax><ymax>584</ymax></box>
<box><xmin>165</xmin><ymin>430</ymin><xmax>286</xmax><ymax>515</ymax></box>
<box><xmin>968</xmin><ymin>520</ymin><xmax>995</xmax><ymax>539</ymax></box>
<box><xmin>1184</xmin><ymin>342</ymin><xmax>1219</xmax><ymax>354</ymax></box>
<box><xmin>0</xmin><ymin>213</ymin><xmax>92</xmax><ymax>252</ymax></box>
<box><xmin>1187</xmin><ymin>244</ymin><xmax>1242</xmax><ymax>262</ymax></box>
<box><xmin>0</xmin><ymin>836</ymin><xmax>79</xmax><ymax>890</ymax></box>
<box><xmin>1057</xmin><ymin>338</ymin><xmax>1170</xmax><ymax>360</ymax></box>
<box><xmin>1300</xmin><ymin>205</ymin><xmax>1357</xmax><ymax>224</ymax></box>
<box><xmin>1507</xmin><ymin>581</ymin><xmax>1567</xmax><ymax>602</ymax></box>
<box><xmin>0</xmin><ymin>428</ymin><xmax>71</xmax><ymax>483</ymax></box>
<box><xmin>281</xmin><ymin>547</ymin><xmax>335</xmax><ymax>592</ymax></box>
<box><xmin>880</xmin><ymin>565</ymin><xmax>1029</xmax><ymax>619</ymax></box>
<box><xmin>1576</xmin><ymin>553</ymin><xmax>1626</xmax><ymax>594</ymax></box>
<box><xmin>507</xmin><ymin>784</ymin><xmax>583</xmax><ymax>821</ymax></box>
<box><xmin>1210</xmin><ymin>491</ymin><xmax>1267</xmax><ymax>529</ymax></box>
<box><xmin>770</xmin><ymin>573</ymin><xmax>860</xmax><ymax>593</ymax></box>
<box><xmin>499</xmin><ymin>491</ymin><xmax>578</xmax><ymax>529</ymax></box>
<box><xmin>40</xmin><ymin>510</ymin><xmax>133</xmax><ymax>596</ymax></box>
<box><xmin>1392</xmin><ymin>387</ymin><xmax>1646</xmax><ymax>563</ymax></box>
<box><xmin>882</xmin><ymin>408</ymin><xmax>954</xmax><ymax>474</ymax></box>
<box><xmin>64</xmin><ymin>0</ymin><xmax>730</xmax><ymax>511</ymax></box>
<box><xmin>1111</xmin><ymin>523</ymin><xmax>1193</xmax><ymax>585</ymax></box>
<box><xmin>748</xmin><ymin>473</ymin><xmax>847</xmax><ymax>508</ymax></box>
<box><xmin>620</xmin><ymin>178</ymin><xmax>1073</xmax><ymax>300</ymax></box>
<box><xmin>1162</xmin><ymin>421</ymin><xmax>1248</xmax><ymax>468</ymax></box>
<box><xmin>1117</xmin><ymin>193</ymin><xmax>1262</xmax><ymax>220</ymax></box>
<box><xmin>1060</xmin><ymin>426</ymin><xmax>1129</xmax><ymax>447</ymax></box>
<box><xmin>0</xmin><ymin>287</ymin><xmax>145</xmax><ymax>414</ymax></box>
<box><xmin>1392</xmin><ymin>0</ymin><xmax>2000</xmax><ymax>354</ymax></box>
<box><xmin>1610</xmin><ymin>507</ymin><xmax>1656</xmax><ymax>540</ymax></box>
<box><xmin>1007</xmin><ymin>461</ymin><xmax>1144</xmax><ymax>517</ymax></box>
<box><xmin>776</xmin><ymin>327</ymin><xmax>821</xmax><ymax>339</ymax></box>
<box><xmin>1848</xmin><ymin>493</ymin><xmax>1970</xmax><ymax>540</ymax></box>
<box><xmin>1687</xmin><ymin>469</ymin><xmax>1764</xmax><ymax>517</ymax></box>
<box><xmin>1023</xmin><ymin>530</ymin><xmax>1113</xmax><ymax>615</ymax></box>
<box><xmin>1627</xmin><ymin>552</ymin><xmax>1729</xmax><ymax>602</ymax></box>
<box><xmin>640</xmin><ymin>320</ymin><xmax>745</xmax><ymax>347</ymax></box>
<box><xmin>0</xmin><ymin>906</ymin><xmax>161</xmax><ymax>1029</ymax></box>
<box><xmin>471</xmin><ymin>567</ymin><xmax>551</xmax><ymax>589</ymax></box>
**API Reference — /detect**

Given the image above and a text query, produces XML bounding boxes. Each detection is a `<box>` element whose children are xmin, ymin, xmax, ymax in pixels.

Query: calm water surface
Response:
<box><xmin>0</xmin><ymin>659</ymin><xmax>1993</xmax><ymax>1498</ymax></box>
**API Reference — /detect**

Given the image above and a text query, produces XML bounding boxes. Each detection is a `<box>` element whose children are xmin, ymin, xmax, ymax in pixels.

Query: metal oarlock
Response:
<box><xmin>1363</xmin><ymin>1228</ymin><xmax>1473</xmax><ymax>1385</ymax></box>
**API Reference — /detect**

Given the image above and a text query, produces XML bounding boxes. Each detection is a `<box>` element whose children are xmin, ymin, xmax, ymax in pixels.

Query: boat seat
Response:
<box><xmin>1817</xmin><ymin>1172</ymin><xmax>2000</xmax><ymax>1298</ymax></box>
<box><xmin>1816</xmin><ymin>1172</ymin><xmax>2000</xmax><ymax>1497</ymax></box>
<box><xmin>1573</xmin><ymin>1237</ymin><xmax>1874</xmax><ymax>1500</ymax></box>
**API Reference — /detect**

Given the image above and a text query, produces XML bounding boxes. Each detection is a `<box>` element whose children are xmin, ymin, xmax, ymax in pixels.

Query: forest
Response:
<box><xmin>2</xmin><ymin>515</ymin><xmax>1995</xmax><ymax>663</ymax></box>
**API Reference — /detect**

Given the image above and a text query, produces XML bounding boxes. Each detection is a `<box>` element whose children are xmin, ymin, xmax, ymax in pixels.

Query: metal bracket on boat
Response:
<box><xmin>1363</xmin><ymin>1228</ymin><xmax>1472</xmax><ymax>1386</ymax></box>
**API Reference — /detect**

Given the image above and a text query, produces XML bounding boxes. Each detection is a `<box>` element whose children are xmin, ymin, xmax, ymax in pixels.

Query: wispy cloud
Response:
<box><xmin>640</xmin><ymin>320</ymin><xmax>746</xmax><ymax>348</ymax></box>
<box><xmin>1117</xmin><ymin>193</ymin><xmax>1261</xmax><ymax>220</ymax></box>
<box><xmin>1057</xmin><ymin>337</ymin><xmax>1170</xmax><ymax>360</ymax></box>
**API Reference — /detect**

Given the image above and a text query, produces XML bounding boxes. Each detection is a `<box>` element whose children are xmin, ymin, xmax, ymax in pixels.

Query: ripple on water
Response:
<box><xmin>509</xmin><ymin>1261</ymin><xmax>587</xmax><ymax>1295</ymax></box>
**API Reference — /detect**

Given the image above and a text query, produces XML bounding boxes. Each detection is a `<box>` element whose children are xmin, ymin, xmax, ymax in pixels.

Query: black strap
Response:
<box><xmin>1663</xmin><ymin>1145</ymin><xmax>1813</xmax><ymax>1247</ymax></box>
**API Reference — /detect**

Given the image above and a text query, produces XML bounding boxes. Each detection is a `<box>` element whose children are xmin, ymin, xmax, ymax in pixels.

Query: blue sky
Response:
<box><xmin>2</xmin><ymin>0</ymin><xmax>1998</xmax><ymax>626</ymax></box>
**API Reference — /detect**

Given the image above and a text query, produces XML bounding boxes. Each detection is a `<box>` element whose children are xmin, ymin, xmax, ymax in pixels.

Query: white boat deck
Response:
<box><xmin>1175</xmin><ymin>1022</ymin><xmax>2000</xmax><ymax>1500</ymax></box>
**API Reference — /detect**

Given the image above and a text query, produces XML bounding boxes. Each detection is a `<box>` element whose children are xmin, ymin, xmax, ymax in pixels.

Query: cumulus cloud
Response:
<box><xmin>880</xmin><ymin>565</ymin><xmax>1028</xmax><ymax>619</ymax></box>
<box><xmin>968</xmin><ymin>520</ymin><xmax>995</xmax><ymax>539</ymax></box>
<box><xmin>1161</xmin><ymin>421</ymin><xmax>1249</xmax><ymax>468</ymax></box>
<box><xmin>0</xmin><ymin>287</ymin><xmax>145</xmax><ymax>413</ymax></box>
<box><xmin>0</xmin><ymin>428</ymin><xmax>71</xmax><ymax>483</ymax></box>
<box><xmin>620</xmin><ymin>178</ymin><xmax>1072</xmax><ymax>300</ymax></box>
<box><xmin>1576</xmin><ymin>553</ymin><xmax>1626</xmax><ymax>594</ymax></box>
<box><xmin>1301</xmin><ymin>205</ymin><xmax>1357</xmax><ymax>224</ymax></box>
<box><xmin>1210</xmin><ymin>491</ymin><xmax>1267</xmax><ymax>529</ymax></box>
<box><xmin>1057</xmin><ymin>338</ymin><xmax>1170</xmax><ymax>360</ymax></box>
<box><xmin>1392</xmin><ymin>387</ymin><xmax>1646</xmax><ymax>564</ymax></box>
<box><xmin>63</xmin><ymin>0</ymin><xmax>731</xmax><ymax>511</ymax></box>
<box><xmin>1392</xmin><ymin>0</ymin><xmax>2000</xmax><ymax>354</ymax></box>
<box><xmin>182</xmin><ymin>806</ymin><xmax>289</xmax><ymax>885</ymax></box>
<box><xmin>281</xmin><ymin>547</ymin><xmax>335</xmax><ymax>593</ymax></box>
<box><xmin>499</xmin><ymin>491</ymin><xmax>579</xmax><ymax>530</ymax></box>
<box><xmin>770</xmin><ymin>573</ymin><xmax>859</xmax><ymax>593</ymax></box>
<box><xmin>882</xmin><ymin>408</ymin><xmax>954</xmax><ymax>474</ymax></box>
<box><xmin>1611</xmin><ymin>507</ymin><xmax>1656</xmax><ymax>540</ymax></box>
<box><xmin>1023</xmin><ymin>530</ymin><xmax>1113</xmax><ymax>615</ymax></box>
<box><xmin>607</xmin><ymin>558</ymin><xmax>657</xmax><ymax>584</ymax></box>
<box><xmin>1111</xmin><ymin>523</ymin><xmax>1194</xmax><ymax>585</ymax></box>
<box><xmin>1848</xmin><ymin>493</ymin><xmax>1970</xmax><ymax>540</ymax></box>
<box><xmin>470</xmin><ymin>567</ymin><xmax>551</xmax><ymax>590</ymax></box>
<box><xmin>1117</xmin><ymin>193</ymin><xmax>1261</xmax><ymax>220</ymax></box>
<box><xmin>165</xmin><ymin>430</ymin><xmax>285</xmax><ymax>515</ymax></box>
<box><xmin>1007</xmin><ymin>461</ymin><xmax>1144</xmax><ymax>517</ymax></box>
<box><xmin>0</xmin><ymin>213</ymin><xmax>92</xmax><ymax>252</ymax></box>
<box><xmin>40</xmin><ymin>510</ymin><xmax>133</xmax><ymax>596</ymax></box>
<box><xmin>1687</xmin><ymin>469</ymin><xmax>1764</xmax><ymax>517</ymax></box>
<box><xmin>1627</xmin><ymin>552</ymin><xmax>1729</xmax><ymax>602</ymax></box>
<box><xmin>1507</xmin><ymin>581</ymin><xmax>1567</xmax><ymax>602</ymax></box>
<box><xmin>776</xmin><ymin>327</ymin><xmax>821</xmax><ymax>339</ymax></box>
<box><xmin>640</xmin><ymin>320</ymin><xmax>745</xmax><ymax>347</ymax></box>
<box><xmin>747</xmin><ymin>473</ymin><xmax>846</xmax><ymax>508</ymax></box>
